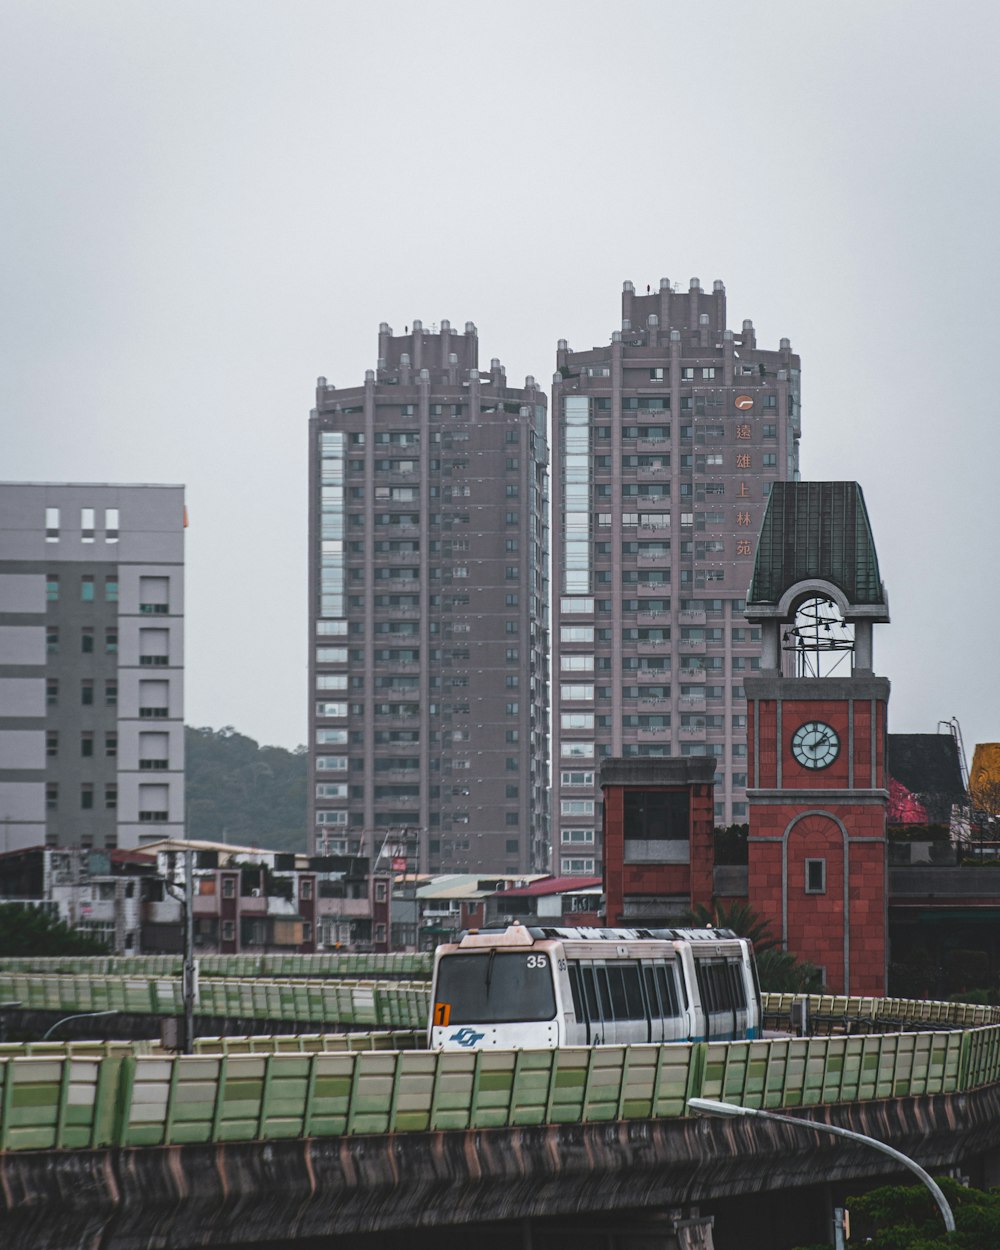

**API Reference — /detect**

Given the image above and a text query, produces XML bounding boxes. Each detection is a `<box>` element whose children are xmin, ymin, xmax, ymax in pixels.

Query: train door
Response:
<box><xmin>643</xmin><ymin>959</ymin><xmax>687</xmax><ymax>1043</ymax></box>
<box><xmin>570</xmin><ymin>960</ymin><xmax>606</xmax><ymax>1044</ymax></box>
<box><xmin>693</xmin><ymin>954</ymin><xmax>746</xmax><ymax>1041</ymax></box>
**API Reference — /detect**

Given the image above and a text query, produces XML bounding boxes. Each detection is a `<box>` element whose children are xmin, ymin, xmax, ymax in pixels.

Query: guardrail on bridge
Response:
<box><xmin>2</xmin><ymin>1020</ymin><xmax>1000</xmax><ymax>1152</ymax></box>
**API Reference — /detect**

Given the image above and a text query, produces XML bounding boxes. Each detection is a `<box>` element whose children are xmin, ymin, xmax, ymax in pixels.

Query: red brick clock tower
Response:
<box><xmin>744</xmin><ymin>482</ymin><xmax>890</xmax><ymax>995</ymax></box>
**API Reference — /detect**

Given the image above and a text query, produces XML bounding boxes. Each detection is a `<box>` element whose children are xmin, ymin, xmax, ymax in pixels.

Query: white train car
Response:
<box><xmin>428</xmin><ymin>922</ymin><xmax>761</xmax><ymax>1051</ymax></box>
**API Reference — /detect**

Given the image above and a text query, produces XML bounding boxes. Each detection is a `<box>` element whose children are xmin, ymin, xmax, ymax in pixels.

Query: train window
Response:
<box><xmin>644</xmin><ymin>965</ymin><xmax>662</xmax><ymax>1017</ymax></box>
<box><xmin>696</xmin><ymin>961</ymin><xmax>722</xmax><ymax>1013</ymax></box>
<box><xmin>696</xmin><ymin>959</ymin><xmax>745</xmax><ymax>1015</ymax></box>
<box><xmin>608</xmin><ymin>965</ymin><xmax>629</xmax><ymax>1019</ymax></box>
<box><xmin>435</xmin><ymin>952</ymin><xmax>556</xmax><ymax>1023</ymax></box>
<box><xmin>568</xmin><ymin>962</ymin><xmax>586</xmax><ymax>1020</ymax></box>
<box><xmin>580</xmin><ymin>964</ymin><xmax>601</xmax><ymax>1024</ymax></box>
<box><xmin>620</xmin><ymin>964</ymin><xmax>645</xmax><ymax>1019</ymax></box>
<box><xmin>655</xmin><ymin>963</ymin><xmax>682</xmax><ymax>1017</ymax></box>
<box><xmin>728</xmin><ymin>960</ymin><xmax>748</xmax><ymax>1010</ymax></box>
<box><xmin>595</xmin><ymin>965</ymin><xmax>615</xmax><ymax>1020</ymax></box>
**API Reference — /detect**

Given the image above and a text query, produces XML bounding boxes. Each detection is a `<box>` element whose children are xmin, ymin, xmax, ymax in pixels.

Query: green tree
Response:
<box><xmin>185</xmin><ymin>726</ymin><xmax>308</xmax><ymax>852</ymax></box>
<box><xmin>0</xmin><ymin>904</ymin><xmax>108</xmax><ymax>956</ymax></box>
<box><xmin>685</xmin><ymin>899</ymin><xmax>823</xmax><ymax>992</ymax></box>
<box><xmin>687</xmin><ymin>899</ymin><xmax>779</xmax><ymax>952</ymax></box>
<box><xmin>795</xmin><ymin>1178</ymin><xmax>1000</xmax><ymax>1249</ymax></box>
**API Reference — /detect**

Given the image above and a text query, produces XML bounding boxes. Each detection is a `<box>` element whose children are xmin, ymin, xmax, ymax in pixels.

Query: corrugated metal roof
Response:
<box><xmin>748</xmin><ymin>481</ymin><xmax>886</xmax><ymax>608</ymax></box>
<box><xmin>415</xmin><ymin>874</ymin><xmax>548</xmax><ymax>900</ymax></box>
<box><xmin>499</xmin><ymin>875</ymin><xmax>603</xmax><ymax>898</ymax></box>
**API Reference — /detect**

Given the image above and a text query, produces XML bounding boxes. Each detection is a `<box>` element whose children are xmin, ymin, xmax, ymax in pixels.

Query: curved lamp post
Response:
<box><xmin>687</xmin><ymin>1097</ymin><xmax>955</xmax><ymax>1237</ymax></box>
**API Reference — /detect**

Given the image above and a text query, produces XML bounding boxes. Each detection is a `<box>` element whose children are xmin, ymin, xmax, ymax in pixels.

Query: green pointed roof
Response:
<box><xmin>748</xmin><ymin>482</ymin><xmax>886</xmax><ymax>610</ymax></box>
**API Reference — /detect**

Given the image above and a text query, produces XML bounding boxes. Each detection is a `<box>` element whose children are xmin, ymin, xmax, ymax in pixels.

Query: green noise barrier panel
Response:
<box><xmin>0</xmin><ymin>952</ymin><xmax>433</xmax><ymax>980</ymax></box>
<box><xmin>0</xmin><ymin>973</ymin><xmax>431</xmax><ymax>1029</ymax></box>
<box><xmin>1</xmin><ymin>1023</ymin><xmax>1000</xmax><ymax>1153</ymax></box>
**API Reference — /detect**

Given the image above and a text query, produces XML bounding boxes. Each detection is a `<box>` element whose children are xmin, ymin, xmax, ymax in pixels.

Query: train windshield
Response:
<box><xmin>435</xmin><ymin>951</ymin><xmax>557</xmax><ymax>1024</ymax></box>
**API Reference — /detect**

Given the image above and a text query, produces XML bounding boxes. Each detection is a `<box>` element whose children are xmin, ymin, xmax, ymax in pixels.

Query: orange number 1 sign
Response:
<box><xmin>433</xmin><ymin>1002</ymin><xmax>451</xmax><ymax>1027</ymax></box>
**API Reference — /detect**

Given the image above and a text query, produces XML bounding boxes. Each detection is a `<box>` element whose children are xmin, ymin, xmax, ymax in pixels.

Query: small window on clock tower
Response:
<box><xmin>805</xmin><ymin>859</ymin><xmax>826</xmax><ymax>894</ymax></box>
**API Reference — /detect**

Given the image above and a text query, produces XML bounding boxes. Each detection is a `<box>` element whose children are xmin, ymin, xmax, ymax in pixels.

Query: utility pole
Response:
<box><xmin>180</xmin><ymin>848</ymin><xmax>196</xmax><ymax>1053</ymax></box>
<box><xmin>181</xmin><ymin>850</ymin><xmax>197</xmax><ymax>1055</ymax></box>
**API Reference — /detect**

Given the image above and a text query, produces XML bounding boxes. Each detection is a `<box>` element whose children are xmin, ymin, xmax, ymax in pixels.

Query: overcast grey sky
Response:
<box><xmin>3</xmin><ymin>1</ymin><xmax>998</xmax><ymax>759</ymax></box>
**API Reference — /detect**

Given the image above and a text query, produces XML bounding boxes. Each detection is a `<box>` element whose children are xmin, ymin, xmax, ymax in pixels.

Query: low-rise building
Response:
<box><xmin>142</xmin><ymin>839</ymin><xmax>393</xmax><ymax>954</ymax></box>
<box><xmin>414</xmin><ymin>874</ymin><xmax>548</xmax><ymax>947</ymax></box>
<box><xmin>0</xmin><ymin>844</ymin><xmax>157</xmax><ymax>952</ymax></box>
<box><xmin>483</xmin><ymin>875</ymin><xmax>603</xmax><ymax>928</ymax></box>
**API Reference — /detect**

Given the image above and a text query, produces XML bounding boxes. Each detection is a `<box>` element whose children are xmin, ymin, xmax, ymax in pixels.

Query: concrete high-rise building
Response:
<box><xmin>551</xmin><ymin>278</ymin><xmax>801</xmax><ymax>876</ymax></box>
<box><xmin>0</xmin><ymin>483</ymin><xmax>185</xmax><ymax>851</ymax></box>
<box><xmin>308</xmin><ymin>321</ymin><xmax>549</xmax><ymax>875</ymax></box>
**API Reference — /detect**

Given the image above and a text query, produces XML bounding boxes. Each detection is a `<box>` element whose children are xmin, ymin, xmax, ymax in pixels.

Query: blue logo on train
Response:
<box><xmin>448</xmin><ymin>1027</ymin><xmax>485</xmax><ymax>1047</ymax></box>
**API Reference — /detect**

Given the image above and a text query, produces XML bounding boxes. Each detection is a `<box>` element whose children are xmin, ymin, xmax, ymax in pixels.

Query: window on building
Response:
<box><xmin>105</xmin><ymin>508</ymin><xmax>119</xmax><ymax>541</ymax></box>
<box><xmin>105</xmin><ymin>784</ymin><xmax>118</xmax><ymax>811</ymax></box>
<box><xmin>139</xmin><ymin>679</ymin><xmax>168</xmax><ymax>718</ymax></box>
<box><xmin>46</xmin><ymin>730</ymin><xmax>58</xmax><ymax>757</ymax></box>
<box><xmin>561</xmin><ymin>828</ymin><xmax>595</xmax><ymax>844</ymax></box>
<box><xmin>222</xmin><ymin>920</ymin><xmax>236</xmax><ymax>941</ymax></box>
<box><xmin>46</xmin><ymin>783</ymin><xmax>58</xmax><ymax>810</ymax></box>
<box><xmin>805</xmin><ymin>859</ymin><xmax>826</xmax><ymax>894</ymax></box>
<box><xmin>139</xmin><ymin>730</ymin><xmax>169</xmax><ymax>770</ymax></box>
<box><xmin>104</xmin><ymin>576</ymin><xmax>118</xmax><ymax>602</ymax></box>
<box><xmin>80</xmin><ymin>679</ymin><xmax>94</xmax><ymax>706</ymax></box>
<box><xmin>81</xmin><ymin>576</ymin><xmax>95</xmax><ymax>602</ymax></box>
<box><xmin>46</xmin><ymin>575</ymin><xmax>60</xmax><ymax>602</ymax></box>
<box><xmin>561</xmin><ymin>857</ymin><xmax>596</xmax><ymax>875</ymax></box>
<box><xmin>106</xmin><ymin>732</ymin><xmax>118</xmax><ymax>758</ymax></box>
<box><xmin>139</xmin><ymin>576</ymin><xmax>170</xmax><ymax>614</ymax></box>
<box><xmin>45</xmin><ymin>507</ymin><xmax>60</xmax><ymax>541</ymax></box>
<box><xmin>139</xmin><ymin>628</ymin><xmax>169</xmax><ymax>666</ymax></box>
<box><xmin>81</xmin><ymin>784</ymin><xmax>94</xmax><ymax>810</ymax></box>
<box><xmin>46</xmin><ymin>626</ymin><xmax>59</xmax><ymax>654</ymax></box>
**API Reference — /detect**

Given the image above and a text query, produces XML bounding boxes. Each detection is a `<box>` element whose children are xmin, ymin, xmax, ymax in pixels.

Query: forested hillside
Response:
<box><xmin>184</xmin><ymin>726</ymin><xmax>308</xmax><ymax>852</ymax></box>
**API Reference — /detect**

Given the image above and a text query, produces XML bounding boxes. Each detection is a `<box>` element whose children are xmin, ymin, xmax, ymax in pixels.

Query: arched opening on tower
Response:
<box><xmin>782</xmin><ymin>595</ymin><xmax>854</xmax><ymax>678</ymax></box>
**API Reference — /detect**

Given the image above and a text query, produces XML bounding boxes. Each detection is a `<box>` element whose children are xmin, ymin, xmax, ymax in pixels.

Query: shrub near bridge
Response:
<box><xmin>794</xmin><ymin>1178</ymin><xmax>1000</xmax><ymax>1250</ymax></box>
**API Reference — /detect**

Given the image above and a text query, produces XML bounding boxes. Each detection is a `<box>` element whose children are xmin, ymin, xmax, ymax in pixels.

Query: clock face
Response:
<box><xmin>791</xmin><ymin>721</ymin><xmax>840</xmax><ymax>770</ymax></box>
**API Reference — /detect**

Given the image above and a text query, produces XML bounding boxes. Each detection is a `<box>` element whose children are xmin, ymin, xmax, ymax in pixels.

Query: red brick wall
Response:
<box><xmin>603</xmin><ymin>781</ymin><xmax>716</xmax><ymax>925</ymax></box>
<box><xmin>603</xmin><ymin>784</ymin><xmax>625</xmax><ymax>925</ymax></box>
<box><xmin>748</xmin><ymin>694</ymin><xmax>888</xmax><ymax>995</ymax></box>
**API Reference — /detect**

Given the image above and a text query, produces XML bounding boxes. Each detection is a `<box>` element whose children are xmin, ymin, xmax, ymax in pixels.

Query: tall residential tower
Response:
<box><xmin>0</xmin><ymin>483</ymin><xmax>186</xmax><ymax>851</ymax></box>
<box><xmin>552</xmin><ymin>279</ymin><xmax>800</xmax><ymax>875</ymax></box>
<box><xmin>308</xmin><ymin>322</ymin><xmax>549</xmax><ymax>875</ymax></box>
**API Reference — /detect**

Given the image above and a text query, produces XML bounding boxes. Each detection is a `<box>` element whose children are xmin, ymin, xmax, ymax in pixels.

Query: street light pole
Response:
<box><xmin>42</xmin><ymin>1009</ymin><xmax>117</xmax><ymax>1042</ymax></box>
<box><xmin>687</xmin><ymin>1097</ymin><xmax>956</xmax><ymax>1236</ymax></box>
